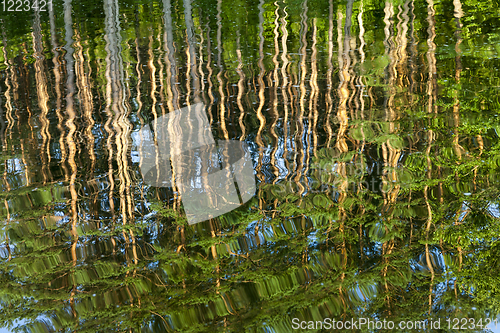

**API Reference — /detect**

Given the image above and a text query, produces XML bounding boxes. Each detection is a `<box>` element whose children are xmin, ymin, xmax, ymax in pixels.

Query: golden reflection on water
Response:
<box><xmin>33</xmin><ymin>10</ymin><xmax>51</xmax><ymax>185</ymax></box>
<box><xmin>0</xmin><ymin>0</ymin><xmax>499</xmax><ymax>331</ymax></box>
<box><xmin>255</xmin><ymin>0</ymin><xmax>266</xmax><ymax>187</ymax></box>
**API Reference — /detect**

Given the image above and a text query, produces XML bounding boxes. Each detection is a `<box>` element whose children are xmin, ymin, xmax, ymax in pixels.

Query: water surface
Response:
<box><xmin>1</xmin><ymin>0</ymin><xmax>500</xmax><ymax>332</ymax></box>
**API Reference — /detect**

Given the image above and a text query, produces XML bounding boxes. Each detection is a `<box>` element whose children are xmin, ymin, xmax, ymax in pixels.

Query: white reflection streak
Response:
<box><xmin>105</xmin><ymin>0</ymin><xmax>133</xmax><ymax>234</ymax></box>
<box><xmin>310</xmin><ymin>18</ymin><xmax>319</xmax><ymax>160</ymax></box>
<box><xmin>185</xmin><ymin>0</ymin><xmax>204</xmax><ymax>152</ymax></box>
<box><xmin>295</xmin><ymin>0</ymin><xmax>308</xmax><ymax>195</ymax></box>
<box><xmin>270</xmin><ymin>1</ymin><xmax>280</xmax><ymax>181</ymax></box>
<box><xmin>217</xmin><ymin>0</ymin><xmax>229</xmax><ymax>140</ymax></box>
<box><xmin>424</xmin><ymin>0</ymin><xmax>436</xmax><ymax>313</ymax></box>
<box><xmin>426</xmin><ymin>0</ymin><xmax>437</xmax><ymax>114</ymax></box>
<box><xmin>33</xmin><ymin>10</ymin><xmax>51</xmax><ymax>184</ymax></box>
<box><xmin>48</xmin><ymin>0</ymin><xmax>67</xmax><ymax>179</ymax></box>
<box><xmin>0</xmin><ymin>71</ymin><xmax>4</xmax><ymax>151</ymax></box>
<box><xmin>281</xmin><ymin>4</ymin><xmax>290</xmax><ymax>175</ymax></box>
<box><xmin>255</xmin><ymin>0</ymin><xmax>266</xmax><ymax>183</ymax></box>
<box><xmin>184</xmin><ymin>0</ymin><xmax>200</xmax><ymax>102</ymax></box>
<box><xmin>326</xmin><ymin>0</ymin><xmax>334</xmax><ymax>148</ymax></box>
<box><xmin>1</xmin><ymin>28</ymin><xmax>13</xmax><ymax>151</ymax></box>
<box><xmin>0</xmin><ymin>23</ymin><xmax>11</xmax><ymax>261</ymax></box>
<box><xmin>452</xmin><ymin>0</ymin><xmax>465</xmax><ymax>160</ymax></box>
<box><xmin>198</xmin><ymin>16</ymin><xmax>206</xmax><ymax>105</ymax></box>
<box><xmin>162</xmin><ymin>0</ymin><xmax>182</xmax><ymax>207</ymax></box>
<box><xmin>163</xmin><ymin>0</ymin><xmax>180</xmax><ymax>112</ymax></box>
<box><xmin>236</xmin><ymin>31</ymin><xmax>246</xmax><ymax>140</ymax></box>
<box><xmin>358</xmin><ymin>0</ymin><xmax>366</xmax><ymax>129</ymax></box>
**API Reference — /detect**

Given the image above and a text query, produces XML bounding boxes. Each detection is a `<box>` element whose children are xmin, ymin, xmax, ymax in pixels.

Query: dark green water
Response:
<box><xmin>0</xmin><ymin>0</ymin><xmax>500</xmax><ymax>332</ymax></box>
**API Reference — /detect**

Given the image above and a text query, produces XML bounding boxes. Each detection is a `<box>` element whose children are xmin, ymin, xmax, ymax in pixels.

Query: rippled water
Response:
<box><xmin>1</xmin><ymin>0</ymin><xmax>500</xmax><ymax>332</ymax></box>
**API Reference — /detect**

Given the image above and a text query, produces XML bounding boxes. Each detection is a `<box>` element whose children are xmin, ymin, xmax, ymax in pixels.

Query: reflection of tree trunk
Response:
<box><xmin>197</xmin><ymin>13</ymin><xmax>207</xmax><ymax>107</ymax></box>
<box><xmin>426</xmin><ymin>0</ymin><xmax>437</xmax><ymax>115</ymax></box>
<box><xmin>381</xmin><ymin>1</ymin><xmax>401</xmax><ymax>314</ymax></box>
<box><xmin>74</xmin><ymin>29</ymin><xmax>96</xmax><ymax>181</ymax></box>
<box><xmin>19</xmin><ymin>64</ymin><xmax>31</xmax><ymax>188</ymax></box>
<box><xmin>161</xmin><ymin>0</ymin><xmax>182</xmax><ymax>210</ymax></box>
<box><xmin>205</xmin><ymin>22</ymin><xmax>215</xmax><ymax>127</ymax></box>
<box><xmin>236</xmin><ymin>32</ymin><xmax>246</xmax><ymax>140</ymax></box>
<box><xmin>385</xmin><ymin>2</ymin><xmax>403</xmax><ymax>209</ymax></box>
<box><xmin>1</xmin><ymin>41</ymin><xmax>11</xmax><ymax>260</ymax></box>
<box><xmin>269</xmin><ymin>2</ymin><xmax>280</xmax><ymax>182</ymax></box>
<box><xmin>217</xmin><ymin>0</ymin><xmax>229</xmax><ymax>140</ymax></box>
<box><xmin>0</xmin><ymin>70</ymin><xmax>4</xmax><ymax>150</ymax></box>
<box><xmin>357</xmin><ymin>0</ymin><xmax>366</xmax><ymax>128</ymax></box>
<box><xmin>102</xmin><ymin>0</ymin><xmax>116</xmax><ymax>239</ymax></box>
<box><xmin>408</xmin><ymin>0</ymin><xmax>417</xmax><ymax>242</ymax></box>
<box><xmin>310</xmin><ymin>18</ymin><xmax>319</xmax><ymax>165</ymax></box>
<box><xmin>452</xmin><ymin>0</ymin><xmax>464</xmax><ymax>161</ymax></box>
<box><xmin>33</xmin><ymin>10</ymin><xmax>52</xmax><ymax>184</ymax></box>
<box><xmin>453</xmin><ymin>0</ymin><xmax>464</xmax><ymax>272</ymax></box>
<box><xmin>1</xmin><ymin>30</ymin><xmax>13</xmax><ymax>149</ymax></box>
<box><xmin>147</xmin><ymin>31</ymin><xmax>164</xmax><ymax>205</ymax></box>
<box><xmin>255</xmin><ymin>0</ymin><xmax>266</xmax><ymax>184</ymax></box>
<box><xmin>210</xmin><ymin>221</ymin><xmax>220</xmax><ymax>302</ymax></box>
<box><xmin>104</xmin><ymin>0</ymin><xmax>135</xmax><ymax>273</ymax></box>
<box><xmin>336</xmin><ymin>0</ymin><xmax>352</xmax><ymax>195</ymax></box>
<box><xmin>134</xmin><ymin>10</ymin><xmax>149</xmax><ymax>224</ymax></box>
<box><xmin>424</xmin><ymin>133</ymin><xmax>435</xmax><ymax>314</ymax></box>
<box><xmin>1</xmin><ymin>31</ymin><xmax>13</xmax><ymax>265</ymax></box>
<box><xmin>381</xmin><ymin>1</ymin><xmax>393</xmax><ymax>204</ymax></box>
<box><xmin>154</xmin><ymin>27</ymin><xmax>166</xmax><ymax>120</ymax></box>
<box><xmin>161</xmin><ymin>0</ymin><xmax>175</xmax><ymax>114</ymax></box>
<box><xmin>64</xmin><ymin>0</ymin><xmax>79</xmax><ymax>326</ymax></box>
<box><xmin>147</xmin><ymin>31</ymin><xmax>158</xmax><ymax>139</ymax></box>
<box><xmin>9</xmin><ymin>41</ymin><xmax>31</xmax><ymax>188</ymax></box>
<box><xmin>64</xmin><ymin>0</ymin><xmax>78</xmax><ymax>264</ymax></box>
<box><xmin>336</xmin><ymin>1</ymin><xmax>351</xmax><ymax>156</ymax></box>
<box><xmin>337</xmin><ymin>1</ymin><xmax>354</xmax><ymax>311</ymax></box>
<box><xmin>357</xmin><ymin>0</ymin><xmax>366</xmax><ymax>261</ymax></box>
<box><xmin>325</xmin><ymin>0</ymin><xmax>334</xmax><ymax>149</ymax></box>
<box><xmin>295</xmin><ymin>0</ymin><xmax>308</xmax><ymax>196</ymax></box>
<box><xmin>356</xmin><ymin>0</ymin><xmax>366</xmax><ymax>182</ymax></box>
<box><xmin>409</xmin><ymin>1</ymin><xmax>417</xmax><ymax>98</ymax></box>
<box><xmin>3</xmin><ymin>199</ymin><xmax>10</xmax><ymax>261</ymax></box>
<box><xmin>397</xmin><ymin>3</ymin><xmax>410</xmax><ymax>89</ymax></box>
<box><xmin>183</xmin><ymin>0</ymin><xmax>200</xmax><ymax>102</ymax></box>
<box><xmin>124</xmin><ymin>28</ymin><xmax>137</xmax><ymax>271</ymax></box>
<box><xmin>280</xmin><ymin>5</ymin><xmax>291</xmax><ymax>180</ymax></box>
<box><xmin>49</xmin><ymin>1</ymin><xmax>68</xmax><ymax>181</ymax></box>
<box><xmin>424</xmin><ymin>0</ymin><xmax>436</xmax><ymax>314</ymax></box>
<box><xmin>1</xmin><ymin>28</ymin><xmax>13</xmax><ymax>162</ymax></box>
<box><xmin>162</xmin><ymin>0</ymin><xmax>180</xmax><ymax>111</ymax></box>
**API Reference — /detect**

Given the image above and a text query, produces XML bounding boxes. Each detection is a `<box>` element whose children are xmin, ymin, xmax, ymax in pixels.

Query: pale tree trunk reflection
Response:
<box><xmin>295</xmin><ymin>0</ymin><xmax>308</xmax><ymax>197</ymax></box>
<box><xmin>269</xmin><ymin>1</ymin><xmax>280</xmax><ymax>183</ymax></box>
<box><xmin>33</xmin><ymin>9</ymin><xmax>52</xmax><ymax>184</ymax></box>
<box><xmin>452</xmin><ymin>0</ymin><xmax>465</xmax><ymax>301</ymax></box>
<box><xmin>183</xmin><ymin>0</ymin><xmax>200</xmax><ymax>103</ymax></box>
<box><xmin>162</xmin><ymin>0</ymin><xmax>182</xmax><ymax>210</ymax></box>
<box><xmin>0</xmin><ymin>34</ymin><xmax>10</xmax><ymax>262</ymax></box>
<box><xmin>63</xmin><ymin>0</ymin><xmax>79</xmax><ymax>325</ymax></box>
<box><xmin>424</xmin><ymin>0</ymin><xmax>437</xmax><ymax>314</ymax></box>
<box><xmin>255</xmin><ymin>0</ymin><xmax>266</xmax><ymax>198</ymax></box>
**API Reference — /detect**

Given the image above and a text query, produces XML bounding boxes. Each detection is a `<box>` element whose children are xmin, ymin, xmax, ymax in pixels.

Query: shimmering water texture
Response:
<box><xmin>0</xmin><ymin>0</ymin><xmax>500</xmax><ymax>332</ymax></box>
